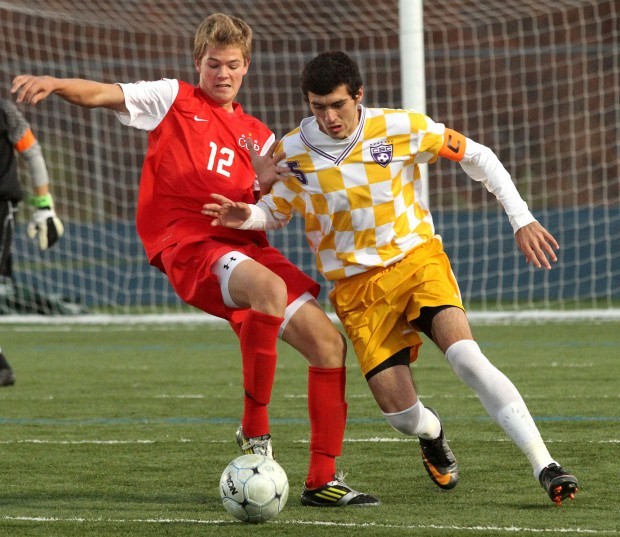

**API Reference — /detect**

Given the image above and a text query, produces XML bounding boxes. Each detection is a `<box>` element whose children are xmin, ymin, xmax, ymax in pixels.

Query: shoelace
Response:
<box><xmin>543</xmin><ymin>465</ymin><xmax>565</xmax><ymax>480</ymax></box>
<box><xmin>243</xmin><ymin>437</ymin><xmax>270</xmax><ymax>456</ymax></box>
<box><xmin>331</xmin><ymin>470</ymin><xmax>347</xmax><ymax>484</ymax></box>
<box><xmin>422</xmin><ymin>435</ymin><xmax>452</xmax><ymax>465</ymax></box>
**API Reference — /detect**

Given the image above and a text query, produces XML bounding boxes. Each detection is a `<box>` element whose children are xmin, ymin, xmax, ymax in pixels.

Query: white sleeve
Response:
<box><xmin>114</xmin><ymin>78</ymin><xmax>179</xmax><ymax>131</ymax></box>
<box><xmin>238</xmin><ymin>200</ymin><xmax>290</xmax><ymax>230</ymax></box>
<box><xmin>21</xmin><ymin>141</ymin><xmax>50</xmax><ymax>188</ymax></box>
<box><xmin>459</xmin><ymin>138</ymin><xmax>536</xmax><ymax>233</ymax></box>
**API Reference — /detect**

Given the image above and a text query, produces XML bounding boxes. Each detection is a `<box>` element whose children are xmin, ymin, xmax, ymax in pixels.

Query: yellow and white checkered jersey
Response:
<box><xmin>259</xmin><ymin>106</ymin><xmax>467</xmax><ymax>280</ymax></box>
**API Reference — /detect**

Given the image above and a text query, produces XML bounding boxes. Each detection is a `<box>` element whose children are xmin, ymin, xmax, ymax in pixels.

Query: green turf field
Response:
<box><xmin>0</xmin><ymin>320</ymin><xmax>618</xmax><ymax>536</ymax></box>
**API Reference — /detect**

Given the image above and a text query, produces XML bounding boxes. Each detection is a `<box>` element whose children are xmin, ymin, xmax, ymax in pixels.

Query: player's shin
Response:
<box><xmin>305</xmin><ymin>366</ymin><xmax>347</xmax><ymax>488</ymax></box>
<box><xmin>445</xmin><ymin>339</ymin><xmax>554</xmax><ymax>475</ymax></box>
<box><xmin>239</xmin><ymin>309</ymin><xmax>284</xmax><ymax>437</ymax></box>
<box><xmin>383</xmin><ymin>400</ymin><xmax>441</xmax><ymax>439</ymax></box>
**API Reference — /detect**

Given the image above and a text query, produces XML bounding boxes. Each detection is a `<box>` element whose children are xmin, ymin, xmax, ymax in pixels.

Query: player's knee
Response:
<box><xmin>308</xmin><ymin>326</ymin><xmax>347</xmax><ymax>367</ymax></box>
<box><xmin>323</xmin><ymin>330</ymin><xmax>347</xmax><ymax>364</ymax></box>
<box><xmin>445</xmin><ymin>339</ymin><xmax>491</xmax><ymax>386</ymax></box>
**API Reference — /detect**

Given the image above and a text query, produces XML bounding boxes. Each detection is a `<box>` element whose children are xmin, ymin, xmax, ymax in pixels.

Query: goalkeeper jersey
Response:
<box><xmin>115</xmin><ymin>79</ymin><xmax>274</xmax><ymax>262</ymax></box>
<box><xmin>262</xmin><ymin>106</ymin><xmax>464</xmax><ymax>280</ymax></box>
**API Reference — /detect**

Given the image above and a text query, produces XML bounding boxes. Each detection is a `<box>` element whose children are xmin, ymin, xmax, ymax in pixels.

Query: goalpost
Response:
<box><xmin>0</xmin><ymin>0</ymin><xmax>617</xmax><ymax>317</ymax></box>
<box><xmin>399</xmin><ymin>0</ymin><xmax>429</xmax><ymax>208</ymax></box>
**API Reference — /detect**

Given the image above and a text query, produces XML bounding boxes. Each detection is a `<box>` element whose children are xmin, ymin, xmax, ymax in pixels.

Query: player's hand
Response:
<box><xmin>202</xmin><ymin>194</ymin><xmax>251</xmax><ymax>228</ymax></box>
<box><xmin>249</xmin><ymin>142</ymin><xmax>290</xmax><ymax>196</ymax></box>
<box><xmin>27</xmin><ymin>194</ymin><xmax>64</xmax><ymax>250</ymax></box>
<box><xmin>515</xmin><ymin>221</ymin><xmax>559</xmax><ymax>270</ymax></box>
<box><xmin>11</xmin><ymin>75</ymin><xmax>58</xmax><ymax>105</ymax></box>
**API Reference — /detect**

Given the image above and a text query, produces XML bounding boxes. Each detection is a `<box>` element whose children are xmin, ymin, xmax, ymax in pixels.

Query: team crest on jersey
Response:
<box><xmin>238</xmin><ymin>133</ymin><xmax>260</xmax><ymax>152</ymax></box>
<box><xmin>370</xmin><ymin>143</ymin><xmax>393</xmax><ymax>167</ymax></box>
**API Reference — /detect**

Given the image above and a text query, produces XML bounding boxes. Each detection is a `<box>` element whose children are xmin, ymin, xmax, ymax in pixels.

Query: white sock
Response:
<box><xmin>383</xmin><ymin>400</ymin><xmax>441</xmax><ymax>440</ymax></box>
<box><xmin>445</xmin><ymin>339</ymin><xmax>555</xmax><ymax>477</ymax></box>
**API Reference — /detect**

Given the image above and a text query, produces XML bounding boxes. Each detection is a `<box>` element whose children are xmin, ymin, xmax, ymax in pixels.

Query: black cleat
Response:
<box><xmin>301</xmin><ymin>472</ymin><xmax>380</xmax><ymax>507</ymax></box>
<box><xmin>235</xmin><ymin>426</ymin><xmax>274</xmax><ymax>459</ymax></box>
<box><xmin>0</xmin><ymin>367</ymin><xmax>15</xmax><ymax>387</ymax></box>
<box><xmin>0</xmin><ymin>352</ymin><xmax>15</xmax><ymax>387</ymax></box>
<box><xmin>419</xmin><ymin>407</ymin><xmax>459</xmax><ymax>489</ymax></box>
<box><xmin>539</xmin><ymin>463</ymin><xmax>579</xmax><ymax>505</ymax></box>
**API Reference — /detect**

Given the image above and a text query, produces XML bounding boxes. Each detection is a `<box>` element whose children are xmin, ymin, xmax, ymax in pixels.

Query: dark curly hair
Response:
<box><xmin>300</xmin><ymin>51</ymin><xmax>363</xmax><ymax>100</ymax></box>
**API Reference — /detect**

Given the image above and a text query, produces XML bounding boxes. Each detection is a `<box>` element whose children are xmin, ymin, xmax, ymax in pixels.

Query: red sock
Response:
<box><xmin>239</xmin><ymin>309</ymin><xmax>283</xmax><ymax>438</ymax></box>
<box><xmin>305</xmin><ymin>366</ymin><xmax>347</xmax><ymax>489</ymax></box>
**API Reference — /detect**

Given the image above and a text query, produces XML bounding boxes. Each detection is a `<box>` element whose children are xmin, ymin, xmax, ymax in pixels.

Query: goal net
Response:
<box><xmin>0</xmin><ymin>0</ymin><xmax>617</xmax><ymax>314</ymax></box>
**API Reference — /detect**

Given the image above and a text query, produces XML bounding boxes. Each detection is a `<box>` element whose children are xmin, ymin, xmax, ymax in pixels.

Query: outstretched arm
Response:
<box><xmin>446</xmin><ymin>133</ymin><xmax>559</xmax><ymax>270</ymax></box>
<box><xmin>11</xmin><ymin>75</ymin><xmax>127</xmax><ymax>112</ymax></box>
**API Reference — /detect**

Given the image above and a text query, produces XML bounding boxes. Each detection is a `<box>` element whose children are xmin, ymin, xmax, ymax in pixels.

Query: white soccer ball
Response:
<box><xmin>219</xmin><ymin>454</ymin><xmax>289</xmax><ymax>523</ymax></box>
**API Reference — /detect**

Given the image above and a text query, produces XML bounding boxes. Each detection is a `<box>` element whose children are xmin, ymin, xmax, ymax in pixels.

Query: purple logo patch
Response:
<box><xmin>370</xmin><ymin>143</ymin><xmax>393</xmax><ymax>167</ymax></box>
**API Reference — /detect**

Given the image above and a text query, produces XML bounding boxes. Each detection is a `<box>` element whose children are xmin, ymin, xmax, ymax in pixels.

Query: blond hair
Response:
<box><xmin>193</xmin><ymin>13</ymin><xmax>252</xmax><ymax>63</ymax></box>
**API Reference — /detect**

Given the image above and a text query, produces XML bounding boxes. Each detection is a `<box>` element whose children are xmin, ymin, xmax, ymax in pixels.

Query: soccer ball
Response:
<box><xmin>219</xmin><ymin>454</ymin><xmax>289</xmax><ymax>523</ymax></box>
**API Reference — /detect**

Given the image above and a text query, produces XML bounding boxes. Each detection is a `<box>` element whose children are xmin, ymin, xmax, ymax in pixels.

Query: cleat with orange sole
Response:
<box><xmin>539</xmin><ymin>463</ymin><xmax>579</xmax><ymax>505</ymax></box>
<box><xmin>419</xmin><ymin>407</ymin><xmax>459</xmax><ymax>490</ymax></box>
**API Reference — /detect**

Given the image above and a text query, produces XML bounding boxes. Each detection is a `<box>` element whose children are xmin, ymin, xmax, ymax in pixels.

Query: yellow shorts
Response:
<box><xmin>329</xmin><ymin>237</ymin><xmax>464</xmax><ymax>376</ymax></box>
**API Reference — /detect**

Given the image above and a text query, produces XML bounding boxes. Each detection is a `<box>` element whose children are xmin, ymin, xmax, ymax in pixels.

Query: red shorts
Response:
<box><xmin>156</xmin><ymin>236</ymin><xmax>320</xmax><ymax>325</ymax></box>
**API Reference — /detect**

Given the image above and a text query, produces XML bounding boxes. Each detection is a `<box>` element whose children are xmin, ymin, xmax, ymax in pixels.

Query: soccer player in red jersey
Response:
<box><xmin>11</xmin><ymin>14</ymin><xmax>379</xmax><ymax>507</ymax></box>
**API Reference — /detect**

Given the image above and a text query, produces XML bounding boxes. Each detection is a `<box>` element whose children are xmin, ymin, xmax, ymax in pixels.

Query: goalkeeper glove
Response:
<box><xmin>27</xmin><ymin>193</ymin><xmax>65</xmax><ymax>250</ymax></box>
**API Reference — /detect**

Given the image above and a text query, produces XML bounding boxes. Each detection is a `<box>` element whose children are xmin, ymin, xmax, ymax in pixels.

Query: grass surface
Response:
<box><xmin>0</xmin><ymin>321</ymin><xmax>618</xmax><ymax>536</ymax></box>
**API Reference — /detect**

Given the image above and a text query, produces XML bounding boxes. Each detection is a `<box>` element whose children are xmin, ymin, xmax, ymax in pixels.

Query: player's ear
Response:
<box><xmin>355</xmin><ymin>87</ymin><xmax>364</xmax><ymax>104</ymax></box>
<box><xmin>195</xmin><ymin>58</ymin><xmax>201</xmax><ymax>73</ymax></box>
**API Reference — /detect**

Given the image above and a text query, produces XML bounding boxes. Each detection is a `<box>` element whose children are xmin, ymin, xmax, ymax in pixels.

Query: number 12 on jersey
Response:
<box><xmin>207</xmin><ymin>141</ymin><xmax>234</xmax><ymax>177</ymax></box>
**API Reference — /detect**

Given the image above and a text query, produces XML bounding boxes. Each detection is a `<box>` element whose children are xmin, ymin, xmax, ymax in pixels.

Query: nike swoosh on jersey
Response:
<box><xmin>193</xmin><ymin>115</ymin><xmax>209</xmax><ymax>122</ymax></box>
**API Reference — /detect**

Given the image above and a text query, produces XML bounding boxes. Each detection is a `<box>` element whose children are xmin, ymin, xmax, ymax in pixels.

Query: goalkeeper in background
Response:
<box><xmin>11</xmin><ymin>14</ymin><xmax>380</xmax><ymax>507</ymax></box>
<box><xmin>203</xmin><ymin>50</ymin><xmax>580</xmax><ymax>506</ymax></box>
<box><xmin>0</xmin><ymin>98</ymin><xmax>64</xmax><ymax>387</ymax></box>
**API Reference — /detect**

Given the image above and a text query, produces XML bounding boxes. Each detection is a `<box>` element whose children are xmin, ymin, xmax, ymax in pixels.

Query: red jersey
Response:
<box><xmin>116</xmin><ymin>79</ymin><xmax>274</xmax><ymax>262</ymax></box>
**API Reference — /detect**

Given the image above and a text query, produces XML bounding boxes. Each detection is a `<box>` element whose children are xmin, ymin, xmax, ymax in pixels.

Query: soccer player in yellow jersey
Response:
<box><xmin>203</xmin><ymin>51</ymin><xmax>579</xmax><ymax>505</ymax></box>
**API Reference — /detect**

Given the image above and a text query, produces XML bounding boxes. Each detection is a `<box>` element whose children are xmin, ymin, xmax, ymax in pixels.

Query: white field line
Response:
<box><xmin>2</xmin><ymin>393</ymin><xmax>617</xmax><ymax>402</ymax></box>
<box><xmin>2</xmin><ymin>515</ymin><xmax>617</xmax><ymax>533</ymax></box>
<box><xmin>1</xmin><ymin>309</ymin><xmax>620</xmax><ymax>327</ymax></box>
<box><xmin>0</xmin><ymin>437</ymin><xmax>617</xmax><ymax>445</ymax></box>
<box><xmin>0</xmin><ymin>439</ymin><xmax>157</xmax><ymax>444</ymax></box>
